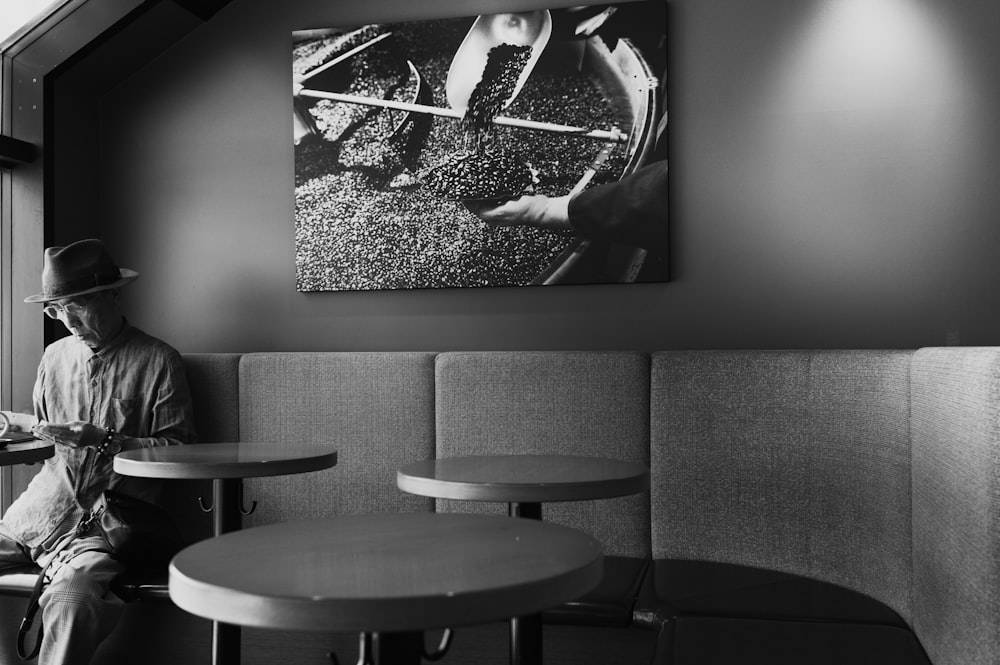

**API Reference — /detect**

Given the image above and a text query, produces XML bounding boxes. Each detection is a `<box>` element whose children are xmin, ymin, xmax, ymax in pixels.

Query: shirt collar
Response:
<box><xmin>89</xmin><ymin>318</ymin><xmax>132</xmax><ymax>359</ymax></box>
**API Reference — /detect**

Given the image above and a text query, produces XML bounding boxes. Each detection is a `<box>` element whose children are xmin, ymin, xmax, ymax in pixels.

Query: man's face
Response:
<box><xmin>42</xmin><ymin>290</ymin><xmax>121</xmax><ymax>350</ymax></box>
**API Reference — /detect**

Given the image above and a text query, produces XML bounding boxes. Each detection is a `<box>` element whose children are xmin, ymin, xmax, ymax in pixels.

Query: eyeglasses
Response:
<box><xmin>42</xmin><ymin>298</ymin><xmax>92</xmax><ymax>320</ymax></box>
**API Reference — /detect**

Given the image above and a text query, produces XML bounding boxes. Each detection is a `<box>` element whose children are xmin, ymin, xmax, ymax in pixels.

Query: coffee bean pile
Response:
<box><xmin>422</xmin><ymin>150</ymin><xmax>534</xmax><ymax>201</ymax></box>
<box><xmin>464</xmin><ymin>44</ymin><xmax>532</xmax><ymax>143</ymax></box>
<box><xmin>293</xmin><ymin>24</ymin><xmax>389</xmax><ymax>80</ymax></box>
<box><xmin>420</xmin><ymin>43</ymin><xmax>533</xmax><ymax>202</ymax></box>
<box><xmin>421</xmin><ymin>43</ymin><xmax>535</xmax><ymax>203</ymax></box>
<box><xmin>294</xmin><ymin>18</ymin><xmax>627</xmax><ymax>292</ymax></box>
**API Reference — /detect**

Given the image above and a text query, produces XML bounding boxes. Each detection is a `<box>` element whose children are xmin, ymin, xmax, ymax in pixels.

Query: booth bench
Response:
<box><xmin>0</xmin><ymin>348</ymin><xmax>995</xmax><ymax>665</ymax></box>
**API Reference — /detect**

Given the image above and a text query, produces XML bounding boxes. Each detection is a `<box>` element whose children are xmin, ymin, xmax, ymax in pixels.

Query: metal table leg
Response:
<box><xmin>509</xmin><ymin>502</ymin><xmax>543</xmax><ymax>665</ymax></box>
<box><xmin>210</xmin><ymin>478</ymin><xmax>245</xmax><ymax>665</ymax></box>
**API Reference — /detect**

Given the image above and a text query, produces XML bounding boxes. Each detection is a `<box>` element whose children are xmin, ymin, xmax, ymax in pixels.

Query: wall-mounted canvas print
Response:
<box><xmin>292</xmin><ymin>2</ymin><xmax>667</xmax><ymax>292</ymax></box>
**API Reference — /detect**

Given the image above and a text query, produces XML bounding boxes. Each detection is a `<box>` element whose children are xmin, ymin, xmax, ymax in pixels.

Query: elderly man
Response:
<box><xmin>0</xmin><ymin>239</ymin><xmax>196</xmax><ymax>665</ymax></box>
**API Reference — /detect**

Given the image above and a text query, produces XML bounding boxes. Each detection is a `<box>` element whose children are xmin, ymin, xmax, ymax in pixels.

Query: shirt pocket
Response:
<box><xmin>109</xmin><ymin>397</ymin><xmax>142</xmax><ymax>434</ymax></box>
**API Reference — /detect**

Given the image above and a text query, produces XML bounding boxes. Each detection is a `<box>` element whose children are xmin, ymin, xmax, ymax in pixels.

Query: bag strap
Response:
<box><xmin>16</xmin><ymin>509</ymin><xmax>97</xmax><ymax>661</ymax></box>
<box><xmin>16</xmin><ymin>569</ymin><xmax>47</xmax><ymax>660</ymax></box>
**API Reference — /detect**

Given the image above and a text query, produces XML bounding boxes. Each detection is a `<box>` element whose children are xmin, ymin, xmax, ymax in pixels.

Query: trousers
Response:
<box><xmin>0</xmin><ymin>520</ymin><xmax>124</xmax><ymax>665</ymax></box>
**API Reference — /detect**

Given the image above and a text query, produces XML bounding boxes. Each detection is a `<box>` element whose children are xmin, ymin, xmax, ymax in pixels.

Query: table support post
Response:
<box><xmin>508</xmin><ymin>501</ymin><xmax>543</xmax><ymax>665</ymax></box>
<box><xmin>214</xmin><ymin>478</ymin><xmax>243</xmax><ymax>535</ymax></box>
<box><xmin>372</xmin><ymin>631</ymin><xmax>423</xmax><ymax>665</ymax></box>
<box><xmin>212</xmin><ymin>623</ymin><xmax>240</xmax><ymax>665</ymax></box>
<box><xmin>508</xmin><ymin>501</ymin><xmax>542</xmax><ymax>520</ymax></box>
<box><xmin>510</xmin><ymin>615</ymin><xmax>543</xmax><ymax>665</ymax></box>
<box><xmin>212</xmin><ymin>478</ymin><xmax>244</xmax><ymax>665</ymax></box>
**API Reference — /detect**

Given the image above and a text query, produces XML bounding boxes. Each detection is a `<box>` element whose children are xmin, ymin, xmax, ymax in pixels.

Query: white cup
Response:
<box><xmin>0</xmin><ymin>412</ymin><xmax>9</xmax><ymax>439</ymax></box>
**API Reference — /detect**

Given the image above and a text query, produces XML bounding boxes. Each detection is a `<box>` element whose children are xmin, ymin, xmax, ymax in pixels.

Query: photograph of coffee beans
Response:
<box><xmin>292</xmin><ymin>11</ymin><xmax>661</xmax><ymax>292</ymax></box>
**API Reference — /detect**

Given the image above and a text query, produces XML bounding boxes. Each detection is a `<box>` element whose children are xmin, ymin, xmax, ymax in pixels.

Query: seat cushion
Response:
<box><xmin>112</xmin><ymin>568</ymin><xmax>172</xmax><ymax>602</ymax></box>
<box><xmin>0</xmin><ymin>569</ymin><xmax>171</xmax><ymax>603</ymax></box>
<box><xmin>0</xmin><ymin>571</ymin><xmax>39</xmax><ymax>597</ymax></box>
<box><xmin>640</xmin><ymin>560</ymin><xmax>931</xmax><ymax>665</ymax></box>
<box><xmin>665</xmin><ymin>616</ymin><xmax>932</xmax><ymax>665</ymax></box>
<box><xmin>543</xmin><ymin>556</ymin><xmax>649</xmax><ymax>627</ymax></box>
<box><xmin>641</xmin><ymin>559</ymin><xmax>907</xmax><ymax>626</ymax></box>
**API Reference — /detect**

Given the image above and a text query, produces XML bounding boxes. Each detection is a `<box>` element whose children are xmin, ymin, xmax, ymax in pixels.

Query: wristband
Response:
<box><xmin>97</xmin><ymin>428</ymin><xmax>122</xmax><ymax>457</ymax></box>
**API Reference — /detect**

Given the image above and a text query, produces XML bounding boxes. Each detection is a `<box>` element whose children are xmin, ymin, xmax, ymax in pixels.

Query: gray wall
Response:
<box><xmin>90</xmin><ymin>0</ymin><xmax>1000</xmax><ymax>353</ymax></box>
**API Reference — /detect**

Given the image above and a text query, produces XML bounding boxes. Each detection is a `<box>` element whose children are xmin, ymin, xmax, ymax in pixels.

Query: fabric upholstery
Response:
<box><xmin>911</xmin><ymin>348</ymin><xmax>1000</xmax><ymax>665</ymax></box>
<box><xmin>650</xmin><ymin>350</ymin><xmax>913</xmax><ymax>621</ymax></box>
<box><xmin>168</xmin><ymin>353</ymin><xmax>243</xmax><ymax>543</ymax></box>
<box><xmin>543</xmin><ymin>557</ymin><xmax>649</xmax><ymax>627</ymax></box>
<box><xmin>181</xmin><ymin>353</ymin><xmax>242</xmax><ymax>444</ymax></box>
<box><xmin>640</xmin><ymin>559</ymin><xmax>907</xmax><ymax>626</ymax></box>
<box><xmin>666</xmin><ymin>616</ymin><xmax>931</xmax><ymax>665</ymax></box>
<box><xmin>434</xmin><ymin>351</ymin><xmax>651</xmax><ymax>558</ymax></box>
<box><xmin>0</xmin><ymin>346</ymin><xmax>994</xmax><ymax>665</ymax></box>
<box><xmin>238</xmin><ymin>352</ymin><xmax>437</xmax><ymax>525</ymax></box>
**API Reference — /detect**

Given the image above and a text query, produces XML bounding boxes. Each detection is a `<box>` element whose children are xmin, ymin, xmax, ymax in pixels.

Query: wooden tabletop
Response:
<box><xmin>397</xmin><ymin>454</ymin><xmax>650</xmax><ymax>503</ymax></box>
<box><xmin>114</xmin><ymin>442</ymin><xmax>338</xmax><ymax>480</ymax></box>
<box><xmin>0</xmin><ymin>438</ymin><xmax>53</xmax><ymax>466</ymax></box>
<box><xmin>169</xmin><ymin>512</ymin><xmax>603</xmax><ymax>633</ymax></box>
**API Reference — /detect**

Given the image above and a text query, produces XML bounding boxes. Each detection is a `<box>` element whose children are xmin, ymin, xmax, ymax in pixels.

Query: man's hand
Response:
<box><xmin>32</xmin><ymin>421</ymin><xmax>106</xmax><ymax>449</ymax></box>
<box><xmin>0</xmin><ymin>411</ymin><xmax>39</xmax><ymax>433</ymax></box>
<box><xmin>465</xmin><ymin>194</ymin><xmax>574</xmax><ymax>233</ymax></box>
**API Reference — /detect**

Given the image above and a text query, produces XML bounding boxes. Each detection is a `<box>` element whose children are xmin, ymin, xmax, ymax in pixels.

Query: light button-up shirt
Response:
<box><xmin>2</xmin><ymin>322</ymin><xmax>196</xmax><ymax>551</ymax></box>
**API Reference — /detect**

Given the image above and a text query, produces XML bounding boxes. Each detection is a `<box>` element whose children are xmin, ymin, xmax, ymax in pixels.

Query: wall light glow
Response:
<box><xmin>752</xmin><ymin>0</ymin><xmax>981</xmax><ymax>286</ymax></box>
<box><xmin>771</xmin><ymin>0</ymin><xmax>967</xmax><ymax>114</ymax></box>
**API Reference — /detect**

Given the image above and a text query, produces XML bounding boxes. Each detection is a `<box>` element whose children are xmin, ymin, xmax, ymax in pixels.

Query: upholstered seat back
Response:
<box><xmin>650</xmin><ymin>350</ymin><xmax>914</xmax><ymax>621</ymax></box>
<box><xmin>911</xmin><ymin>348</ymin><xmax>1000</xmax><ymax>665</ymax></box>
<box><xmin>434</xmin><ymin>351</ymin><xmax>651</xmax><ymax>558</ymax></box>
<box><xmin>168</xmin><ymin>353</ymin><xmax>243</xmax><ymax>543</ymax></box>
<box><xmin>238</xmin><ymin>352</ymin><xmax>438</xmax><ymax>525</ymax></box>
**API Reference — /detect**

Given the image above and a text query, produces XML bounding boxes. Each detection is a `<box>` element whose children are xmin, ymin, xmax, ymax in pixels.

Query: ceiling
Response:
<box><xmin>6</xmin><ymin>0</ymin><xmax>235</xmax><ymax>93</ymax></box>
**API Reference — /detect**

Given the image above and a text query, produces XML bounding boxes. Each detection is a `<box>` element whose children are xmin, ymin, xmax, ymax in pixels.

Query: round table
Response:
<box><xmin>397</xmin><ymin>454</ymin><xmax>650</xmax><ymax>519</ymax></box>
<box><xmin>0</xmin><ymin>439</ymin><xmax>53</xmax><ymax>466</ymax></box>
<box><xmin>397</xmin><ymin>453</ymin><xmax>650</xmax><ymax>665</ymax></box>
<box><xmin>115</xmin><ymin>442</ymin><xmax>338</xmax><ymax>534</ymax></box>
<box><xmin>115</xmin><ymin>442</ymin><xmax>338</xmax><ymax>665</ymax></box>
<box><xmin>169</xmin><ymin>512</ymin><xmax>603</xmax><ymax>665</ymax></box>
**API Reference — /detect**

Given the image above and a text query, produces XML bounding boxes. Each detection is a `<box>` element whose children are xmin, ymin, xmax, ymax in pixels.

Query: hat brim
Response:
<box><xmin>24</xmin><ymin>269</ymin><xmax>139</xmax><ymax>303</ymax></box>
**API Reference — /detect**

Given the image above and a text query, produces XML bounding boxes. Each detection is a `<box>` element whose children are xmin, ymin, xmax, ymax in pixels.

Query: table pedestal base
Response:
<box><xmin>210</xmin><ymin>478</ymin><xmax>245</xmax><ymax>665</ymax></box>
<box><xmin>213</xmin><ymin>622</ymin><xmax>240</xmax><ymax>665</ymax></box>
<box><xmin>509</xmin><ymin>501</ymin><xmax>543</xmax><ymax>665</ymax></box>
<box><xmin>510</xmin><ymin>615</ymin><xmax>543</xmax><ymax>665</ymax></box>
<box><xmin>332</xmin><ymin>629</ymin><xmax>454</xmax><ymax>665</ymax></box>
<box><xmin>509</xmin><ymin>501</ymin><xmax>542</xmax><ymax>521</ymax></box>
<box><xmin>336</xmin><ymin>632</ymin><xmax>423</xmax><ymax>665</ymax></box>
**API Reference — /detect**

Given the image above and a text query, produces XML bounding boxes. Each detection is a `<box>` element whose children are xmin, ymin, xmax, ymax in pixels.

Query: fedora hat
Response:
<box><xmin>24</xmin><ymin>239</ymin><xmax>138</xmax><ymax>303</ymax></box>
